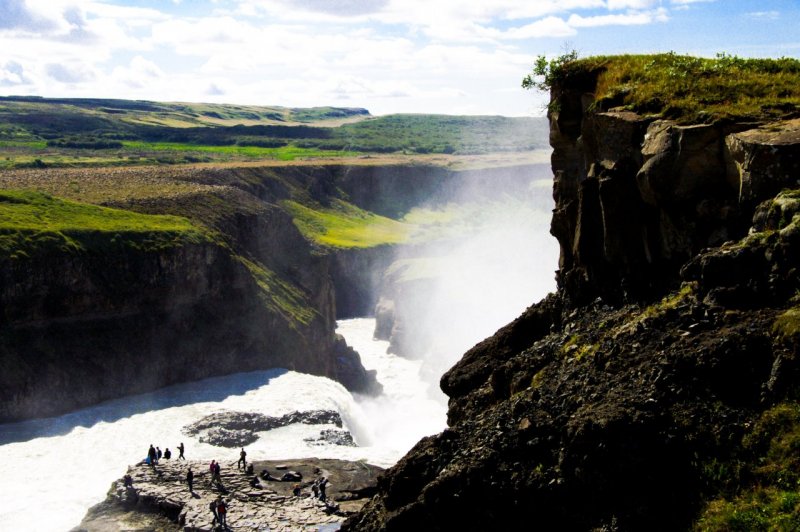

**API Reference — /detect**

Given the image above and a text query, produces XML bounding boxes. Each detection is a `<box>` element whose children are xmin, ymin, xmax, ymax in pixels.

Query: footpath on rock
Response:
<box><xmin>77</xmin><ymin>457</ymin><xmax>382</xmax><ymax>531</ymax></box>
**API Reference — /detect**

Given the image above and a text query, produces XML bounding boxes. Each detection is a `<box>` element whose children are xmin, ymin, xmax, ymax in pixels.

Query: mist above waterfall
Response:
<box><xmin>374</xmin><ymin>162</ymin><xmax>559</xmax><ymax>401</ymax></box>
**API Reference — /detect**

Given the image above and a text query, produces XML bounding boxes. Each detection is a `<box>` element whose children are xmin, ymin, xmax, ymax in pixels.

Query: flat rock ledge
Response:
<box><xmin>183</xmin><ymin>410</ymin><xmax>349</xmax><ymax>448</ymax></box>
<box><xmin>76</xmin><ymin>458</ymin><xmax>383</xmax><ymax>531</ymax></box>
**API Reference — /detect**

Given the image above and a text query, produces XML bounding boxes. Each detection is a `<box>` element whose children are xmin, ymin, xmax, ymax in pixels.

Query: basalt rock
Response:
<box><xmin>547</xmin><ymin>78</ymin><xmax>794</xmax><ymax>306</ymax></box>
<box><xmin>0</xmin><ymin>165</ymin><xmax>389</xmax><ymax>422</ymax></box>
<box><xmin>305</xmin><ymin>429</ymin><xmax>357</xmax><ymax>447</ymax></box>
<box><xmin>77</xmin><ymin>458</ymin><xmax>383</xmax><ymax>531</ymax></box>
<box><xmin>343</xmin><ymin>74</ymin><xmax>800</xmax><ymax>531</ymax></box>
<box><xmin>183</xmin><ymin>409</ymin><xmax>350</xmax><ymax>447</ymax></box>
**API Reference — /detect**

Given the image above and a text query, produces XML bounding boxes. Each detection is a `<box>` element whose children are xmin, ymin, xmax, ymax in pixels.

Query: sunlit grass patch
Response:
<box><xmin>695</xmin><ymin>403</ymin><xmax>800</xmax><ymax>531</ymax></box>
<box><xmin>283</xmin><ymin>199</ymin><xmax>412</xmax><ymax>248</ymax></box>
<box><xmin>0</xmin><ymin>189</ymin><xmax>209</xmax><ymax>258</ymax></box>
<box><xmin>384</xmin><ymin>257</ymin><xmax>447</xmax><ymax>283</ymax></box>
<box><xmin>538</xmin><ymin>53</ymin><xmax>800</xmax><ymax>123</ymax></box>
<box><xmin>238</xmin><ymin>256</ymin><xmax>317</xmax><ymax>325</ymax></box>
<box><xmin>121</xmin><ymin>140</ymin><xmax>359</xmax><ymax>161</ymax></box>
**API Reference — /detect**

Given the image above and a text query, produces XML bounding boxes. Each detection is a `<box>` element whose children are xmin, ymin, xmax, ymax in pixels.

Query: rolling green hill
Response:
<box><xmin>0</xmin><ymin>96</ymin><xmax>548</xmax><ymax>168</ymax></box>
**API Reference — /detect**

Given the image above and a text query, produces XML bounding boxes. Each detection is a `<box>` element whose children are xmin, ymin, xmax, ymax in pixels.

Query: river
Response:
<box><xmin>0</xmin><ymin>175</ymin><xmax>557</xmax><ymax>531</ymax></box>
<box><xmin>0</xmin><ymin>318</ymin><xmax>447</xmax><ymax>531</ymax></box>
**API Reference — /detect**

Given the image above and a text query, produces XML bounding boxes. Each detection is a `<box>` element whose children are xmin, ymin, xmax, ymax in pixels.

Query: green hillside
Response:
<box><xmin>0</xmin><ymin>96</ymin><xmax>548</xmax><ymax>168</ymax></box>
<box><xmin>0</xmin><ymin>189</ymin><xmax>209</xmax><ymax>258</ymax></box>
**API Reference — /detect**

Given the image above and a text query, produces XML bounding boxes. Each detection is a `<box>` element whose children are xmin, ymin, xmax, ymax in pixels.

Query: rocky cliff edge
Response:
<box><xmin>343</xmin><ymin>63</ymin><xmax>800</xmax><ymax>531</ymax></box>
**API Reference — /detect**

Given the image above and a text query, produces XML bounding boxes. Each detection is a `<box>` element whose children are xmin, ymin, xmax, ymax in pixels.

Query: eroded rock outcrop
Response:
<box><xmin>77</xmin><ymin>458</ymin><xmax>383</xmax><ymax>532</ymax></box>
<box><xmin>342</xmin><ymin>74</ymin><xmax>800</xmax><ymax>531</ymax></box>
<box><xmin>549</xmin><ymin>87</ymin><xmax>797</xmax><ymax>306</ymax></box>
<box><xmin>0</xmin><ymin>166</ymin><xmax>384</xmax><ymax>422</ymax></box>
<box><xmin>183</xmin><ymin>409</ymin><xmax>348</xmax><ymax>447</ymax></box>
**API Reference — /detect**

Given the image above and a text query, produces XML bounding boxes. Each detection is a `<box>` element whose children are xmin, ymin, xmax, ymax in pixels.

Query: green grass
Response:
<box><xmin>283</xmin><ymin>199</ymin><xmax>412</xmax><ymax>248</ymax></box>
<box><xmin>383</xmin><ymin>257</ymin><xmax>447</xmax><ymax>283</ymax></box>
<box><xmin>333</xmin><ymin>114</ymin><xmax>547</xmax><ymax>154</ymax></box>
<box><xmin>695</xmin><ymin>403</ymin><xmax>800</xmax><ymax>531</ymax></box>
<box><xmin>773</xmin><ymin>307</ymin><xmax>800</xmax><ymax>343</ymax></box>
<box><xmin>540</xmin><ymin>53</ymin><xmax>800</xmax><ymax>123</ymax></box>
<box><xmin>238</xmin><ymin>256</ymin><xmax>317</xmax><ymax>325</ymax></box>
<box><xmin>0</xmin><ymin>189</ymin><xmax>209</xmax><ymax>258</ymax></box>
<box><xmin>283</xmin><ymin>199</ymin><xmax>544</xmax><ymax>250</ymax></box>
<box><xmin>121</xmin><ymin>140</ymin><xmax>359</xmax><ymax>160</ymax></box>
<box><xmin>0</xmin><ymin>96</ymin><xmax>551</xmax><ymax>168</ymax></box>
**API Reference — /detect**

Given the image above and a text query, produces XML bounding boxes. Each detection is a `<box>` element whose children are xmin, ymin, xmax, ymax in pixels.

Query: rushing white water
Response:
<box><xmin>0</xmin><ymin>318</ymin><xmax>440</xmax><ymax>532</ymax></box>
<box><xmin>0</xmin><ymin>168</ymin><xmax>558</xmax><ymax>531</ymax></box>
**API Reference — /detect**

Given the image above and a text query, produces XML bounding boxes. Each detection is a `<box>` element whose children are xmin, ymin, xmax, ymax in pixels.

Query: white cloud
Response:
<box><xmin>747</xmin><ymin>11</ymin><xmax>780</xmax><ymax>21</ymax></box>
<box><xmin>206</xmin><ymin>82</ymin><xmax>226</xmax><ymax>96</ymax></box>
<box><xmin>607</xmin><ymin>0</ymin><xmax>659</xmax><ymax>9</ymax></box>
<box><xmin>111</xmin><ymin>55</ymin><xmax>164</xmax><ymax>88</ymax></box>
<box><xmin>0</xmin><ymin>0</ymin><xmax>733</xmax><ymax>115</ymax></box>
<box><xmin>45</xmin><ymin>62</ymin><xmax>95</xmax><ymax>83</ymax></box>
<box><xmin>501</xmin><ymin>17</ymin><xmax>577</xmax><ymax>39</ymax></box>
<box><xmin>0</xmin><ymin>61</ymin><xmax>30</xmax><ymax>86</ymax></box>
<box><xmin>568</xmin><ymin>8</ymin><xmax>668</xmax><ymax>27</ymax></box>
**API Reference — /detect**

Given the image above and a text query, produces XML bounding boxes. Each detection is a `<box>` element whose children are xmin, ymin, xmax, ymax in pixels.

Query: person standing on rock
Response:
<box><xmin>187</xmin><ymin>468</ymin><xmax>194</xmax><ymax>493</ymax></box>
<box><xmin>178</xmin><ymin>442</ymin><xmax>185</xmax><ymax>460</ymax></box>
<box><xmin>209</xmin><ymin>460</ymin><xmax>216</xmax><ymax>484</ymax></box>
<box><xmin>318</xmin><ymin>477</ymin><xmax>328</xmax><ymax>502</ymax></box>
<box><xmin>216</xmin><ymin>497</ymin><xmax>228</xmax><ymax>528</ymax></box>
<box><xmin>147</xmin><ymin>444</ymin><xmax>156</xmax><ymax>466</ymax></box>
<box><xmin>164</xmin><ymin>447</ymin><xmax>171</xmax><ymax>460</ymax></box>
<box><xmin>209</xmin><ymin>499</ymin><xmax>218</xmax><ymax>526</ymax></box>
<box><xmin>156</xmin><ymin>447</ymin><xmax>162</xmax><ymax>463</ymax></box>
<box><xmin>237</xmin><ymin>447</ymin><xmax>247</xmax><ymax>469</ymax></box>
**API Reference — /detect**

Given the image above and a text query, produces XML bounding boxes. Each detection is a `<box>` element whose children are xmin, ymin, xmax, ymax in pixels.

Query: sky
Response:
<box><xmin>0</xmin><ymin>0</ymin><xmax>798</xmax><ymax>116</ymax></box>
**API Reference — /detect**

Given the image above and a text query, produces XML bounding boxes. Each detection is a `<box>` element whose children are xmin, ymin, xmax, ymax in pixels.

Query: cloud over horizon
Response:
<box><xmin>0</xmin><ymin>0</ymin><xmax>793</xmax><ymax>115</ymax></box>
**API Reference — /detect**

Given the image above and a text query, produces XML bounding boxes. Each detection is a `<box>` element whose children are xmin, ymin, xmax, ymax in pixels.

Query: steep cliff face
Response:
<box><xmin>550</xmin><ymin>86</ymin><xmax>799</xmax><ymax>306</ymax></box>
<box><xmin>343</xmin><ymin>77</ymin><xmax>800</xmax><ymax>530</ymax></box>
<box><xmin>0</xmin><ymin>166</ymin><xmax>388</xmax><ymax>422</ymax></box>
<box><xmin>0</xmin><ymin>238</ymin><xmax>304</xmax><ymax>421</ymax></box>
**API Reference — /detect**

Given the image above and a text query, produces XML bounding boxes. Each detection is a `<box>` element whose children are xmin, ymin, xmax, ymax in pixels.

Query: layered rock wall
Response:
<box><xmin>550</xmin><ymin>78</ymin><xmax>800</xmax><ymax>305</ymax></box>
<box><xmin>342</xmin><ymin>76</ymin><xmax>800</xmax><ymax>531</ymax></box>
<box><xmin>0</xmin><ymin>165</ymin><xmax>388</xmax><ymax>422</ymax></box>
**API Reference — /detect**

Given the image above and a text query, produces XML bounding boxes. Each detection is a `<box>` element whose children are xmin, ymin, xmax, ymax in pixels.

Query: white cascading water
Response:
<box><xmin>0</xmin><ymin>319</ymin><xmax>459</xmax><ymax>531</ymax></box>
<box><xmin>0</xmin><ymin>172</ymin><xmax>558</xmax><ymax>531</ymax></box>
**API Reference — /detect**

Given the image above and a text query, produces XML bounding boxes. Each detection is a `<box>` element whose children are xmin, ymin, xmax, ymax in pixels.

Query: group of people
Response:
<box><xmin>311</xmin><ymin>476</ymin><xmax>329</xmax><ymax>502</ymax></box>
<box><xmin>146</xmin><ymin>442</ymin><xmax>186</xmax><ymax>466</ymax></box>
<box><xmin>209</xmin><ymin>459</ymin><xmax>222</xmax><ymax>484</ymax></box>
<box><xmin>289</xmin><ymin>475</ymin><xmax>329</xmax><ymax>502</ymax></box>
<box><xmin>139</xmin><ymin>443</ymin><xmax>264</xmax><ymax>530</ymax></box>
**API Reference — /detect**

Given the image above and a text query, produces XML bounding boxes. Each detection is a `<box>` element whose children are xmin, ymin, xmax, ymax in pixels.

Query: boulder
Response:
<box><xmin>726</xmin><ymin>118</ymin><xmax>800</xmax><ymax>206</ymax></box>
<box><xmin>183</xmin><ymin>409</ymin><xmax>351</xmax><ymax>448</ymax></box>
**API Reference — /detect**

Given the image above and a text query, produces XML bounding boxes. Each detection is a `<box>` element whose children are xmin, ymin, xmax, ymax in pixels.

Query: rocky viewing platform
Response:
<box><xmin>77</xmin><ymin>457</ymin><xmax>382</xmax><ymax>531</ymax></box>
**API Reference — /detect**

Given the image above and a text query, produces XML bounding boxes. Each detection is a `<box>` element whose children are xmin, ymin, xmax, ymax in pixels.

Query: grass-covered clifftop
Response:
<box><xmin>0</xmin><ymin>189</ymin><xmax>210</xmax><ymax>259</ymax></box>
<box><xmin>526</xmin><ymin>52</ymin><xmax>800</xmax><ymax>123</ymax></box>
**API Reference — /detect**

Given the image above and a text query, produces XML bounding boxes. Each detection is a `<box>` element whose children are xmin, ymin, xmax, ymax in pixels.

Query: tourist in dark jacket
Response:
<box><xmin>209</xmin><ymin>499</ymin><xmax>218</xmax><ymax>525</ymax></box>
<box><xmin>187</xmin><ymin>468</ymin><xmax>194</xmax><ymax>493</ymax></box>
<box><xmin>216</xmin><ymin>497</ymin><xmax>228</xmax><ymax>527</ymax></box>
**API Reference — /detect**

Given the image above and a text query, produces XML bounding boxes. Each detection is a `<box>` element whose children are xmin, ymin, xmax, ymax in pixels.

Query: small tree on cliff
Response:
<box><xmin>522</xmin><ymin>49</ymin><xmax>579</xmax><ymax>92</ymax></box>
